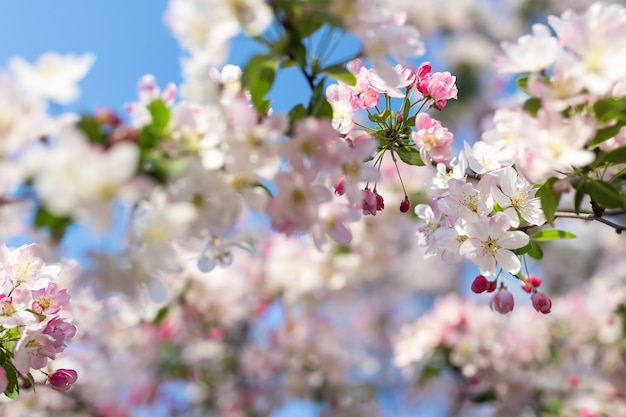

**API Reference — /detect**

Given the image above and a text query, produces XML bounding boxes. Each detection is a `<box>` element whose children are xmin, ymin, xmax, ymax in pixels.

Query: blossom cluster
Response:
<box><xmin>0</xmin><ymin>244</ymin><xmax>78</xmax><ymax>395</ymax></box>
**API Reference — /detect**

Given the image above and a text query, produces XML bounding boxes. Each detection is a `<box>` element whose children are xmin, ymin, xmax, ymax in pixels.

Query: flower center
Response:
<box><xmin>482</xmin><ymin>237</ymin><xmax>500</xmax><ymax>255</ymax></box>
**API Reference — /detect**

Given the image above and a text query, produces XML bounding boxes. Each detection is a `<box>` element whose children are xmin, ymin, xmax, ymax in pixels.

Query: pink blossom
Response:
<box><xmin>412</xmin><ymin>113</ymin><xmax>454</xmax><ymax>163</ymax></box>
<box><xmin>31</xmin><ymin>282</ymin><xmax>70</xmax><ymax>315</ymax></box>
<box><xmin>266</xmin><ymin>171</ymin><xmax>332</xmax><ymax>235</ymax></box>
<box><xmin>460</xmin><ymin>212</ymin><xmax>529</xmax><ymax>276</ymax></box>
<box><xmin>489</xmin><ymin>288</ymin><xmax>515</xmax><ymax>314</ymax></box>
<box><xmin>361</xmin><ymin>189</ymin><xmax>384</xmax><ymax>216</ymax></box>
<box><xmin>47</xmin><ymin>368</ymin><xmax>78</xmax><ymax>392</ymax></box>
<box><xmin>42</xmin><ymin>316</ymin><xmax>77</xmax><ymax>352</ymax></box>
<box><xmin>13</xmin><ymin>326</ymin><xmax>57</xmax><ymax>374</ymax></box>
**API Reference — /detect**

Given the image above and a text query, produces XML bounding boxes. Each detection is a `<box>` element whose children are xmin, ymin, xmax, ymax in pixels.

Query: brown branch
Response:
<box><xmin>553</xmin><ymin>211</ymin><xmax>626</xmax><ymax>234</ymax></box>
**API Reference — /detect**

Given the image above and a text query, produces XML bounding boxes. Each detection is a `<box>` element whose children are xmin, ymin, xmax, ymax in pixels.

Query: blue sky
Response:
<box><xmin>0</xmin><ymin>1</ymin><xmax>358</xmax><ymax>114</ymax></box>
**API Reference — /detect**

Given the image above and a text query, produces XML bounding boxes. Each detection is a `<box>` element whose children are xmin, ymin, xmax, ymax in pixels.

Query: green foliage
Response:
<box><xmin>2</xmin><ymin>362</ymin><xmax>18</xmax><ymax>400</ymax></box>
<box><xmin>34</xmin><ymin>206</ymin><xmax>72</xmax><ymax>242</ymax></box>
<box><xmin>76</xmin><ymin>115</ymin><xmax>107</xmax><ymax>145</ymax></box>
<box><xmin>367</xmin><ymin>109</ymin><xmax>391</xmax><ymax>124</ymax></box>
<box><xmin>527</xmin><ymin>241</ymin><xmax>544</xmax><ymax>260</ymax></box>
<box><xmin>147</xmin><ymin>99</ymin><xmax>170</xmax><ymax>135</ymax></box>
<box><xmin>536</xmin><ymin>177</ymin><xmax>560</xmax><ymax>224</ymax></box>
<box><xmin>585</xmin><ymin>178</ymin><xmax>626</xmax><ymax>209</ymax></box>
<box><xmin>531</xmin><ymin>229</ymin><xmax>577</xmax><ymax>241</ymax></box>
<box><xmin>523</xmin><ymin>97</ymin><xmax>542</xmax><ymax>116</ymax></box>
<box><xmin>395</xmin><ymin>146</ymin><xmax>425</xmax><ymax>166</ymax></box>
<box><xmin>288</xmin><ymin>104</ymin><xmax>308</xmax><ymax>124</ymax></box>
<box><xmin>594</xmin><ymin>146</ymin><xmax>626</xmax><ymax>167</ymax></box>
<box><xmin>308</xmin><ymin>81</ymin><xmax>332</xmax><ymax>119</ymax></box>
<box><xmin>322</xmin><ymin>64</ymin><xmax>356</xmax><ymax>86</ymax></box>
<box><xmin>242</xmin><ymin>54</ymin><xmax>278</xmax><ymax>115</ymax></box>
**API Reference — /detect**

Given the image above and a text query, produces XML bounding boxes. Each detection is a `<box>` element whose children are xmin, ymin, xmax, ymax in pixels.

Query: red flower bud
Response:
<box><xmin>375</xmin><ymin>192</ymin><xmax>384</xmax><ymax>211</ymax></box>
<box><xmin>471</xmin><ymin>275</ymin><xmax>489</xmax><ymax>294</ymax></box>
<box><xmin>400</xmin><ymin>197</ymin><xmax>410</xmax><ymax>213</ymax></box>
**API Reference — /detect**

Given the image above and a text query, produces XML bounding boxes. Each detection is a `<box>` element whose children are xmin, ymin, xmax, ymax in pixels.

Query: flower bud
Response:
<box><xmin>47</xmin><ymin>369</ymin><xmax>78</xmax><ymax>392</ymax></box>
<box><xmin>400</xmin><ymin>197</ymin><xmax>410</xmax><ymax>213</ymax></box>
<box><xmin>334</xmin><ymin>176</ymin><xmax>346</xmax><ymax>196</ymax></box>
<box><xmin>396</xmin><ymin>112</ymin><xmax>403</xmax><ymax>124</ymax></box>
<box><xmin>375</xmin><ymin>192</ymin><xmax>384</xmax><ymax>211</ymax></box>
<box><xmin>487</xmin><ymin>279</ymin><xmax>498</xmax><ymax>293</ymax></box>
<box><xmin>531</xmin><ymin>292</ymin><xmax>552</xmax><ymax>314</ymax></box>
<box><xmin>489</xmin><ymin>288</ymin><xmax>514</xmax><ymax>314</ymax></box>
<box><xmin>471</xmin><ymin>275</ymin><xmax>489</xmax><ymax>293</ymax></box>
<box><xmin>521</xmin><ymin>275</ymin><xmax>542</xmax><ymax>293</ymax></box>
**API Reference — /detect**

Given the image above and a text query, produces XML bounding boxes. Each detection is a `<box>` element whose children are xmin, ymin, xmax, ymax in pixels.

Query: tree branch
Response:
<box><xmin>553</xmin><ymin>211</ymin><xmax>626</xmax><ymax>234</ymax></box>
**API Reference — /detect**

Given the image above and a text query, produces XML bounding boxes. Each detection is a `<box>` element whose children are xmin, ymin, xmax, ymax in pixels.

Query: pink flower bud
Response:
<box><xmin>486</xmin><ymin>280</ymin><xmax>498</xmax><ymax>293</ymax></box>
<box><xmin>531</xmin><ymin>292</ymin><xmax>552</xmax><ymax>314</ymax></box>
<box><xmin>334</xmin><ymin>176</ymin><xmax>346</xmax><ymax>196</ymax></box>
<box><xmin>400</xmin><ymin>197</ymin><xmax>410</xmax><ymax>213</ymax></box>
<box><xmin>48</xmin><ymin>369</ymin><xmax>78</xmax><ymax>392</ymax></box>
<box><xmin>521</xmin><ymin>275</ymin><xmax>542</xmax><ymax>293</ymax></box>
<box><xmin>471</xmin><ymin>275</ymin><xmax>489</xmax><ymax>293</ymax></box>
<box><xmin>396</xmin><ymin>112</ymin><xmax>403</xmax><ymax>124</ymax></box>
<box><xmin>489</xmin><ymin>288</ymin><xmax>515</xmax><ymax>314</ymax></box>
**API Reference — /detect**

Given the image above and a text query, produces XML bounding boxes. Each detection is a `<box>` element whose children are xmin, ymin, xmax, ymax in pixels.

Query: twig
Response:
<box><xmin>553</xmin><ymin>211</ymin><xmax>626</xmax><ymax>234</ymax></box>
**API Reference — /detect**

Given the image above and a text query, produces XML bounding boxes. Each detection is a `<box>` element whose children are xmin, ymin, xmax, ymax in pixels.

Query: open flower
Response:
<box><xmin>460</xmin><ymin>212</ymin><xmax>529</xmax><ymax>276</ymax></box>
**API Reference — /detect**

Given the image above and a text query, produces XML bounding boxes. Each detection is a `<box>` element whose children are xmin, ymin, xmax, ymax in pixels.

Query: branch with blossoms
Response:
<box><xmin>0</xmin><ymin>244</ymin><xmax>79</xmax><ymax>398</ymax></box>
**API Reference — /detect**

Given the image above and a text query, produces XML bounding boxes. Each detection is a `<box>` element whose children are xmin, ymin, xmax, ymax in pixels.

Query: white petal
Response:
<box><xmin>495</xmin><ymin>249</ymin><xmax>521</xmax><ymax>274</ymax></box>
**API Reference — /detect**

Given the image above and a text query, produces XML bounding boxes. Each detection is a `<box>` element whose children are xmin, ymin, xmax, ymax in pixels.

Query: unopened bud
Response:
<box><xmin>375</xmin><ymin>192</ymin><xmax>384</xmax><ymax>211</ymax></box>
<box><xmin>334</xmin><ymin>176</ymin><xmax>346</xmax><ymax>196</ymax></box>
<box><xmin>489</xmin><ymin>288</ymin><xmax>515</xmax><ymax>314</ymax></box>
<box><xmin>521</xmin><ymin>275</ymin><xmax>542</xmax><ymax>293</ymax></box>
<box><xmin>531</xmin><ymin>292</ymin><xmax>552</xmax><ymax>314</ymax></box>
<box><xmin>471</xmin><ymin>275</ymin><xmax>489</xmax><ymax>293</ymax></box>
<box><xmin>396</xmin><ymin>113</ymin><xmax>403</xmax><ymax>124</ymax></box>
<box><xmin>400</xmin><ymin>196</ymin><xmax>410</xmax><ymax>213</ymax></box>
<box><xmin>47</xmin><ymin>369</ymin><xmax>78</xmax><ymax>392</ymax></box>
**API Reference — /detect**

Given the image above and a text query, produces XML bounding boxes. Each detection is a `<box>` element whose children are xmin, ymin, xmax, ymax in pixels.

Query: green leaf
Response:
<box><xmin>415</xmin><ymin>363</ymin><xmax>441</xmax><ymax>387</ymax></box>
<box><xmin>26</xmin><ymin>372</ymin><xmax>35</xmax><ymax>390</ymax></box>
<box><xmin>527</xmin><ymin>241</ymin><xmax>544</xmax><ymax>260</ymax></box>
<box><xmin>588</xmin><ymin>123</ymin><xmax>625</xmax><ymax>147</ymax></box>
<box><xmin>401</xmin><ymin>96</ymin><xmax>411</xmax><ymax>122</ymax></box>
<box><xmin>531</xmin><ymin>229</ymin><xmax>577</xmax><ymax>241</ymax></box>
<box><xmin>34</xmin><ymin>207</ymin><xmax>72</xmax><ymax>242</ymax></box>
<box><xmin>0</xmin><ymin>349</ymin><xmax>5</xmax><ymax>366</ymax></box>
<box><xmin>77</xmin><ymin>115</ymin><xmax>107</xmax><ymax>145</ymax></box>
<box><xmin>513</xmin><ymin>241</ymin><xmax>532</xmax><ymax>255</ymax></box>
<box><xmin>242</xmin><ymin>54</ymin><xmax>278</xmax><ymax>114</ymax></box>
<box><xmin>153</xmin><ymin>306</ymin><xmax>169</xmax><ymax>325</ymax></box>
<box><xmin>147</xmin><ymin>99</ymin><xmax>170</xmax><ymax>134</ymax></box>
<box><xmin>536</xmin><ymin>177</ymin><xmax>560</xmax><ymax>224</ymax></box>
<box><xmin>522</xmin><ymin>97</ymin><xmax>542</xmax><ymax>116</ymax></box>
<box><xmin>471</xmin><ymin>390</ymin><xmax>497</xmax><ymax>404</ymax></box>
<box><xmin>516</xmin><ymin>76</ymin><xmax>529</xmax><ymax>94</ymax></box>
<box><xmin>288</xmin><ymin>104</ymin><xmax>308</xmax><ymax>124</ymax></box>
<box><xmin>586</xmin><ymin>178</ymin><xmax>626</xmax><ymax>209</ymax></box>
<box><xmin>367</xmin><ymin>108</ymin><xmax>391</xmax><ymax>124</ymax></box>
<box><xmin>593</xmin><ymin>97</ymin><xmax>626</xmax><ymax>122</ymax></box>
<box><xmin>322</xmin><ymin>64</ymin><xmax>356</xmax><ymax>86</ymax></box>
<box><xmin>2</xmin><ymin>362</ymin><xmax>18</xmax><ymax>399</ymax></box>
<box><xmin>594</xmin><ymin>145</ymin><xmax>626</xmax><ymax>166</ymax></box>
<box><xmin>395</xmin><ymin>147</ymin><xmax>425</xmax><ymax>166</ymax></box>
<box><xmin>308</xmin><ymin>81</ymin><xmax>332</xmax><ymax>119</ymax></box>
